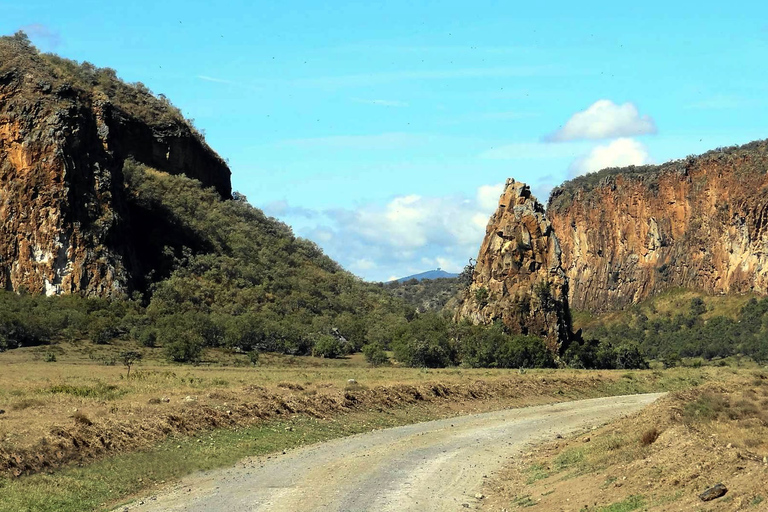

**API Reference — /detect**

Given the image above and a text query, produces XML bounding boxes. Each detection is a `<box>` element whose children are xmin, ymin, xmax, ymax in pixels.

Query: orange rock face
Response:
<box><xmin>0</xmin><ymin>37</ymin><xmax>231</xmax><ymax>296</ymax></box>
<box><xmin>456</xmin><ymin>179</ymin><xmax>572</xmax><ymax>351</ymax></box>
<box><xmin>548</xmin><ymin>140</ymin><xmax>768</xmax><ymax>312</ymax></box>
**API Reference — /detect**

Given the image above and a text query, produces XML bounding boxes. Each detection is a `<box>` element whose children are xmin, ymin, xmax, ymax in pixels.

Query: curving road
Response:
<box><xmin>120</xmin><ymin>393</ymin><xmax>663</xmax><ymax>512</ymax></box>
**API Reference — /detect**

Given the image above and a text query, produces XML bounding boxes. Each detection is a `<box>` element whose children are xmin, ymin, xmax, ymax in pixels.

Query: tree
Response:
<box><xmin>363</xmin><ymin>343</ymin><xmax>389</xmax><ymax>366</ymax></box>
<box><xmin>313</xmin><ymin>334</ymin><xmax>343</xmax><ymax>358</ymax></box>
<box><xmin>119</xmin><ymin>350</ymin><xmax>142</xmax><ymax>378</ymax></box>
<box><xmin>457</xmin><ymin>259</ymin><xmax>476</xmax><ymax>288</ymax></box>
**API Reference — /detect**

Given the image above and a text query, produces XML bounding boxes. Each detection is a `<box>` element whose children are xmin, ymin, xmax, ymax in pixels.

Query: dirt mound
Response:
<box><xmin>0</xmin><ymin>374</ymin><xmax>608</xmax><ymax>477</ymax></box>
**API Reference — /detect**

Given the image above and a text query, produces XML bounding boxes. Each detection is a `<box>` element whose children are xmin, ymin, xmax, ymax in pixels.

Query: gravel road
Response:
<box><xmin>120</xmin><ymin>393</ymin><xmax>663</xmax><ymax>512</ymax></box>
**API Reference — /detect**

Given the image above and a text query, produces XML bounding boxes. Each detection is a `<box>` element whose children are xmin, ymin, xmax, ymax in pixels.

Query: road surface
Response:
<box><xmin>120</xmin><ymin>393</ymin><xmax>663</xmax><ymax>512</ymax></box>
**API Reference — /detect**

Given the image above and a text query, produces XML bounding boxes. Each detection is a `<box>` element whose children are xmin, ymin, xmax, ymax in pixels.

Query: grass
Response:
<box><xmin>524</xmin><ymin>463</ymin><xmax>550</xmax><ymax>484</ymax></box>
<box><xmin>0</xmin><ymin>409</ymin><xmax>442</xmax><ymax>512</ymax></box>
<box><xmin>0</xmin><ymin>341</ymin><xmax>709</xmax><ymax>459</ymax></box>
<box><xmin>553</xmin><ymin>447</ymin><xmax>586</xmax><ymax>472</ymax></box>
<box><xmin>571</xmin><ymin>287</ymin><xmax>759</xmax><ymax>332</ymax></box>
<box><xmin>581</xmin><ymin>495</ymin><xmax>645</xmax><ymax>512</ymax></box>
<box><xmin>0</xmin><ymin>343</ymin><xmax>742</xmax><ymax>511</ymax></box>
<box><xmin>512</xmin><ymin>494</ymin><xmax>538</xmax><ymax>507</ymax></box>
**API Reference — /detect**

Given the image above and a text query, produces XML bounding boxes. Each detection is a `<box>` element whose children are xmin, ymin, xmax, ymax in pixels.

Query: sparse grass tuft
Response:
<box><xmin>72</xmin><ymin>411</ymin><xmax>93</xmax><ymax>426</ymax></box>
<box><xmin>46</xmin><ymin>382</ymin><xmax>125</xmax><ymax>400</ymax></box>
<box><xmin>277</xmin><ymin>382</ymin><xmax>304</xmax><ymax>391</ymax></box>
<box><xmin>588</xmin><ymin>495</ymin><xmax>645</xmax><ymax>512</ymax></box>
<box><xmin>512</xmin><ymin>494</ymin><xmax>537</xmax><ymax>507</ymax></box>
<box><xmin>553</xmin><ymin>447</ymin><xmax>586</xmax><ymax>472</ymax></box>
<box><xmin>524</xmin><ymin>462</ymin><xmax>550</xmax><ymax>484</ymax></box>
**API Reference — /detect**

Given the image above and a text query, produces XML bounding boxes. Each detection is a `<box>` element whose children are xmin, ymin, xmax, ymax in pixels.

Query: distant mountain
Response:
<box><xmin>394</xmin><ymin>269</ymin><xmax>458</xmax><ymax>283</ymax></box>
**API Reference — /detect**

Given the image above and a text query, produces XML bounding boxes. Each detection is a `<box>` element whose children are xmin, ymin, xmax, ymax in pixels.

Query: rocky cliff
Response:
<box><xmin>0</xmin><ymin>33</ymin><xmax>231</xmax><ymax>296</ymax></box>
<box><xmin>456</xmin><ymin>179</ymin><xmax>571</xmax><ymax>352</ymax></box>
<box><xmin>548</xmin><ymin>139</ymin><xmax>768</xmax><ymax>312</ymax></box>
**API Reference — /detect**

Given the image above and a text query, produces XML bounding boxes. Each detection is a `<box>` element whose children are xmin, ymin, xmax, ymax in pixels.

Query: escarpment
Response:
<box><xmin>456</xmin><ymin>179</ymin><xmax>572</xmax><ymax>352</ymax></box>
<box><xmin>0</xmin><ymin>34</ymin><xmax>231</xmax><ymax>296</ymax></box>
<box><xmin>548</xmin><ymin>139</ymin><xmax>768</xmax><ymax>312</ymax></box>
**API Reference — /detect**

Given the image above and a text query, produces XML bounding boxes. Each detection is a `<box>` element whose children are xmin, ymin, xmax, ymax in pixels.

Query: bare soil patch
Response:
<box><xmin>482</xmin><ymin>372</ymin><xmax>768</xmax><ymax>511</ymax></box>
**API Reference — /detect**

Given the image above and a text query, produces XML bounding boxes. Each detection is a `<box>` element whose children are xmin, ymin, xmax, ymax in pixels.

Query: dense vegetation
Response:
<box><xmin>382</xmin><ymin>277</ymin><xmax>463</xmax><ymax>313</ymax></box>
<box><xmin>0</xmin><ymin>162</ymin><xmax>577</xmax><ymax>369</ymax></box>
<box><xmin>581</xmin><ymin>295</ymin><xmax>768</xmax><ymax>364</ymax></box>
<box><xmin>0</xmin><ymin>162</ymin><xmax>651</xmax><ymax>369</ymax></box>
<box><xmin>1</xmin><ymin>32</ymin><xmax>199</xmax><ymax>136</ymax></box>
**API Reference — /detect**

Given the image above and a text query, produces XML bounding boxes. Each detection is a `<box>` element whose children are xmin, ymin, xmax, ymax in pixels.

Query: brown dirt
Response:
<box><xmin>482</xmin><ymin>375</ymin><xmax>768</xmax><ymax>511</ymax></box>
<box><xmin>0</xmin><ymin>371</ymin><xmax>618</xmax><ymax>478</ymax></box>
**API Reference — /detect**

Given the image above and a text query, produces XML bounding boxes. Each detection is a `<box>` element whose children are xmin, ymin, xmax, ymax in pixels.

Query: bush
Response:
<box><xmin>392</xmin><ymin>313</ymin><xmax>456</xmax><ymax>367</ymax></box>
<box><xmin>562</xmin><ymin>337</ymin><xmax>648</xmax><ymax>370</ymax></box>
<box><xmin>362</xmin><ymin>343</ymin><xmax>389</xmax><ymax>366</ymax></box>
<box><xmin>137</xmin><ymin>328</ymin><xmax>157</xmax><ymax>348</ymax></box>
<box><xmin>496</xmin><ymin>335</ymin><xmax>556</xmax><ymax>368</ymax></box>
<box><xmin>247</xmin><ymin>350</ymin><xmax>259</xmax><ymax>365</ymax></box>
<box><xmin>313</xmin><ymin>335</ymin><xmax>343</xmax><ymax>358</ymax></box>
<box><xmin>474</xmin><ymin>287</ymin><xmax>489</xmax><ymax>306</ymax></box>
<box><xmin>163</xmin><ymin>331</ymin><xmax>204</xmax><ymax>363</ymax></box>
<box><xmin>223</xmin><ymin>315</ymin><xmax>264</xmax><ymax>352</ymax></box>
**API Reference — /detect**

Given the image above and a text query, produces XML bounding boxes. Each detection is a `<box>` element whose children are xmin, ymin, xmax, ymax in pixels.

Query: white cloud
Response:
<box><xmin>197</xmin><ymin>75</ymin><xmax>234</xmax><ymax>84</ymax></box>
<box><xmin>272</xmin><ymin>183</ymin><xmax>508</xmax><ymax>281</ymax></box>
<box><xmin>569</xmin><ymin>138</ymin><xmax>651</xmax><ymax>177</ymax></box>
<box><xmin>546</xmin><ymin>100</ymin><xmax>657</xmax><ymax>142</ymax></box>
<box><xmin>350</xmin><ymin>258</ymin><xmax>377</xmax><ymax>271</ymax></box>
<box><xmin>476</xmin><ymin>183</ymin><xmax>505</xmax><ymax>211</ymax></box>
<box><xmin>262</xmin><ymin>200</ymin><xmax>317</xmax><ymax>219</ymax></box>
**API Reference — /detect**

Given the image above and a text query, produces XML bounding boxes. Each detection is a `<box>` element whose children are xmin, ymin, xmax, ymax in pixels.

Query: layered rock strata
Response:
<box><xmin>548</xmin><ymin>140</ymin><xmax>768</xmax><ymax>312</ymax></box>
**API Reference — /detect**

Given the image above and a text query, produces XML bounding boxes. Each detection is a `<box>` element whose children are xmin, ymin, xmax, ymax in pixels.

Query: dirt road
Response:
<box><xmin>121</xmin><ymin>393</ymin><xmax>663</xmax><ymax>512</ymax></box>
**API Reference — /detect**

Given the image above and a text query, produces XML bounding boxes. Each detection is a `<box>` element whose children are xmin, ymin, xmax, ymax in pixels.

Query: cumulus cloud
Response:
<box><xmin>569</xmin><ymin>138</ymin><xmax>651</xmax><ymax>177</ymax></box>
<box><xmin>476</xmin><ymin>183</ymin><xmax>505</xmax><ymax>211</ymax></box>
<box><xmin>262</xmin><ymin>200</ymin><xmax>317</xmax><ymax>219</ymax></box>
<box><xmin>269</xmin><ymin>184</ymin><xmax>506</xmax><ymax>281</ymax></box>
<box><xmin>546</xmin><ymin>100</ymin><xmax>656</xmax><ymax>142</ymax></box>
<box><xmin>21</xmin><ymin>24</ymin><xmax>61</xmax><ymax>48</ymax></box>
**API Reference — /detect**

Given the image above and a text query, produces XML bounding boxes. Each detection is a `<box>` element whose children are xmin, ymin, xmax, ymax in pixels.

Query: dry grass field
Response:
<box><xmin>0</xmin><ymin>340</ymin><xmax>755</xmax><ymax>511</ymax></box>
<box><xmin>0</xmin><ymin>341</ymin><xmax>716</xmax><ymax>475</ymax></box>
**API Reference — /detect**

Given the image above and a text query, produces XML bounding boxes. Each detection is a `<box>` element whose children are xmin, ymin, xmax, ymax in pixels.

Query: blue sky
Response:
<box><xmin>4</xmin><ymin>1</ymin><xmax>768</xmax><ymax>280</ymax></box>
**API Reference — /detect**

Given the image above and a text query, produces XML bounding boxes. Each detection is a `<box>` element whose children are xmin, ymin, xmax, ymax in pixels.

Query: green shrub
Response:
<box><xmin>163</xmin><ymin>331</ymin><xmax>205</xmax><ymax>363</ymax></box>
<box><xmin>496</xmin><ymin>335</ymin><xmax>556</xmax><ymax>368</ymax></box>
<box><xmin>313</xmin><ymin>335</ymin><xmax>343</xmax><ymax>358</ymax></box>
<box><xmin>392</xmin><ymin>313</ymin><xmax>456</xmax><ymax>367</ymax></box>
<box><xmin>362</xmin><ymin>343</ymin><xmax>389</xmax><ymax>366</ymax></box>
<box><xmin>474</xmin><ymin>287</ymin><xmax>489</xmax><ymax>306</ymax></box>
